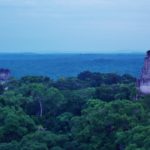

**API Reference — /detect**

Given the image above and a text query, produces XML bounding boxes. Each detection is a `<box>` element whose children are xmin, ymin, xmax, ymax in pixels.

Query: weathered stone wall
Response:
<box><xmin>137</xmin><ymin>50</ymin><xmax>150</xmax><ymax>94</ymax></box>
<box><xmin>0</xmin><ymin>69</ymin><xmax>10</xmax><ymax>83</ymax></box>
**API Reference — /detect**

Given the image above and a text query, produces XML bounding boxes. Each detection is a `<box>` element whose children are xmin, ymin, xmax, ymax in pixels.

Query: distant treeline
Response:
<box><xmin>0</xmin><ymin>71</ymin><xmax>149</xmax><ymax>150</ymax></box>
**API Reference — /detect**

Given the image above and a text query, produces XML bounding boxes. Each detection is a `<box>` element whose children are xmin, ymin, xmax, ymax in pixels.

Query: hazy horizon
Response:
<box><xmin>0</xmin><ymin>0</ymin><xmax>150</xmax><ymax>53</ymax></box>
<box><xmin>0</xmin><ymin>51</ymin><xmax>146</xmax><ymax>54</ymax></box>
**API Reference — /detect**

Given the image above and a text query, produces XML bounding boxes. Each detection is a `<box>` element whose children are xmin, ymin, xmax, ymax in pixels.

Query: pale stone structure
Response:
<box><xmin>137</xmin><ymin>50</ymin><xmax>150</xmax><ymax>95</ymax></box>
<box><xmin>0</xmin><ymin>69</ymin><xmax>10</xmax><ymax>84</ymax></box>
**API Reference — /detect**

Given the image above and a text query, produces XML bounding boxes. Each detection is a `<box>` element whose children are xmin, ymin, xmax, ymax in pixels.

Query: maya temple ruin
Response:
<box><xmin>137</xmin><ymin>50</ymin><xmax>150</xmax><ymax>95</ymax></box>
<box><xmin>0</xmin><ymin>68</ymin><xmax>10</xmax><ymax>84</ymax></box>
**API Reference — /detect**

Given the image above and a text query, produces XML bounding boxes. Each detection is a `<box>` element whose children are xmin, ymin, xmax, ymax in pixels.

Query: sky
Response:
<box><xmin>0</xmin><ymin>0</ymin><xmax>150</xmax><ymax>53</ymax></box>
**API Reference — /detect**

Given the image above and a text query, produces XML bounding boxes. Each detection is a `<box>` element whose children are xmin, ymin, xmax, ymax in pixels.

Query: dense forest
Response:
<box><xmin>0</xmin><ymin>71</ymin><xmax>149</xmax><ymax>150</ymax></box>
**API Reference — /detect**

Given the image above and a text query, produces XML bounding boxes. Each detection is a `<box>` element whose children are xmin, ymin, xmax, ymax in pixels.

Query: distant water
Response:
<box><xmin>0</xmin><ymin>53</ymin><xmax>145</xmax><ymax>79</ymax></box>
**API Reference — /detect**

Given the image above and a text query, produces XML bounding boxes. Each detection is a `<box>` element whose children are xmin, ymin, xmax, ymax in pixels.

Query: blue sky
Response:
<box><xmin>0</xmin><ymin>0</ymin><xmax>150</xmax><ymax>53</ymax></box>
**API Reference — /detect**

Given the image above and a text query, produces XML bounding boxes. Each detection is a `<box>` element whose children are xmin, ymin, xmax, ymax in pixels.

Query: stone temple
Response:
<box><xmin>137</xmin><ymin>50</ymin><xmax>150</xmax><ymax>95</ymax></box>
<box><xmin>0</xmin><ymin>68</ymin><xmax>10</xmax><ymax>84</ymax></box>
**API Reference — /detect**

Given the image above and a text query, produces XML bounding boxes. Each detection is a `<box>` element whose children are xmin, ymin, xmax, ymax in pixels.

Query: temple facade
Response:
<box><xmin>0</xmin><ymin>68</ymin><xmax>10</xmax><ymax>84</ymax></box>
<box><xmin>137</xmin><ymin>50</ymin><xmax>150</xmax><ymax>95</ymax></box>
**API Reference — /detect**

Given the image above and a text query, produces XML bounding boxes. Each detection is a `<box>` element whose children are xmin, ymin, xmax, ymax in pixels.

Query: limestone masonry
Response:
<box><xmin>137</xmin><ymin>50</ymin><xmax>150</xmax><ymax>94</ymax></box>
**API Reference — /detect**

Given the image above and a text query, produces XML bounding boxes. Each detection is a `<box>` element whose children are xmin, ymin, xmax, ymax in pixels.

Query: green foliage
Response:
<box><xmin>117</xmin><ymin>125</ymin><xmax>150</xmax><ymax>150</ymax></box>
<box><xmin>0</xmin><ymin>90</ymin><xmax>26</xmax><ymax>107</ymax></box>
<box><xmin>0</xmin><ymin>107</ymin><xmax>36</xmax><ymax>142</ymax></box>
<box><xmin>0</xmin><ymin>71</ymin><xmax>148</xmax><ymax>150</ymax></box>
<box><xmin>20</xmin><ymin>131</ymin><xmax>68</xmax><ymax>150</ymax></box>
<box><xmin>95</xmin><ymin>84</ymin><xmax>135</xmax><ymax>101</ymax></box>
<box><xmin>44</xmin><ymin>87</ymin><xmax>65</xmax><ymax>115</ymax></box>
<box><xmin>0</xmin><ymin>141</ymin><xmax>19</xmax><ymax>150</ymax></box>
<box><xmin>71</xmin><ymin>99</ymin><xmax>147</xmax><ymax>150</ymax></box>
<box><xmin>77</xmin><ymin>71</ymin><xmax>136</xmax><ymax>87</ymax></box>
<box><xmin>20</xmin><ymin>76</ymin><xmax>53</xmax><ymax>86</ymax></box>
